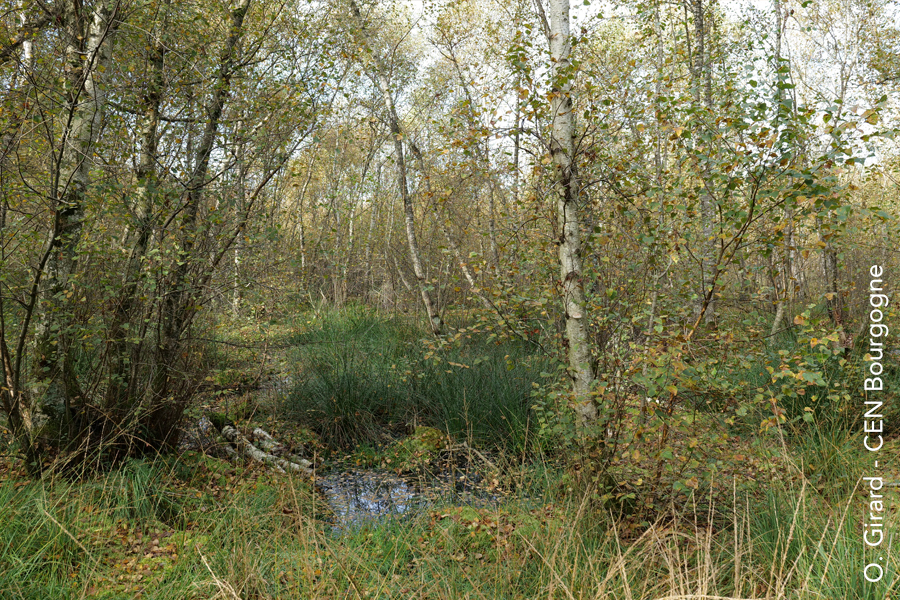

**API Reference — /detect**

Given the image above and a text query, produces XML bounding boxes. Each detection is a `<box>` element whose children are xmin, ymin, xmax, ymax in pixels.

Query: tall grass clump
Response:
<box><xmin>0</xmin><ymin>482</ymin><xmax>85</xmax><ymax>599</ymax></box>
<box><xmin>746</xmin><ymin>485</ymin><xmax>897</xmax><ymax>599</ymax></box>
<box><xmin>284</xmin><ymin>306</ymin><xmax>554</xmax><ymax>451</ymax></box>
<box><xmin>790</xmin><ymin>422</ymin><xmax>861</xmax><ymax>499</ymax></box>
<box><xmin>91</xmin><ymin>458</ymin><xmax>183</xmax><ymax>524</ymax></box>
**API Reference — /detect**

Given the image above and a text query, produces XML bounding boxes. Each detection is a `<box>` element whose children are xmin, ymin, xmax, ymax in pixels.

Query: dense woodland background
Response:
<box><xmin>1</xmin><ymin>0</ymin><xmax>900</xmax><ymax>597</ymax></box>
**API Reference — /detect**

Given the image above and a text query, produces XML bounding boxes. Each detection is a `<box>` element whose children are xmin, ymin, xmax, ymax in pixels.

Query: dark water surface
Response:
<box><xmin>314</xmin><ymin>468</ymin><xmax>500</xmax><ymax>530</ymax></box>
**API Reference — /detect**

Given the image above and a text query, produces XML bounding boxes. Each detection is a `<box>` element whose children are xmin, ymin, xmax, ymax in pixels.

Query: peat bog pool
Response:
<box><xmin>314</xmin><ymin>466</ymin><xmax>506</xmax><ymax>531</ymax></box>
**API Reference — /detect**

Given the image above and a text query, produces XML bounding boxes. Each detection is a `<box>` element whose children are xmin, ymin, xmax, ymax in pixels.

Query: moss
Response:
<box><xmin>381</xmin><ymin>426</ymin><xmax>449</xmax><ymax>470</ymax></box>
<box><xmin>207</xmin><ymin>412</ymin><xmax>235</xmax><ymax>432</ymax></box>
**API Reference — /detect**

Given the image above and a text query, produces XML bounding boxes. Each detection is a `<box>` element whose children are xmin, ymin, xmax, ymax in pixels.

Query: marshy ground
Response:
<box><xmin>1</xmin><ymin>305</ymin><xmax>897</xmax><ymax>599</ymax></box>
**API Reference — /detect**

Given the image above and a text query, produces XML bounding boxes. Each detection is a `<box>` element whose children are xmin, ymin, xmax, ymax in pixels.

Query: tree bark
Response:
<box><xmin>819</xmin><ymin>217</ymin><xmax>845</xmax><ymax>333</ymax></box>
<box><xmin>768</xmin><ymin>0</ymin><xmax>791</xmax><ymax>339</ymax></box>
<box><xmin>155</xmin><ymin>0</ymin><xmax>253</xmax><ymax>406</ymax></box>
<box><xmin>105</xmin><ymin>0</ymin><xmax>170</xmax><ymax>422</ymax></box>
<box><xmin>288</xmin><ymin>160</ymin><xmax>314</xmax><ymax>277</ymax></box>
<box><xmin>33</xmin><ymin>0</ymin><xmax>119</xmax><ymax>444</ymax></box>
<box><xmin>363</xmin><ymin>162</ymin><xmax>380</xmax><ymax>292</ymax></box>
<box><xmin>547</xmin><ymin>0</ymin><xmax>596</xmax><ymax>424</ymax></box>
<box><xmin>0</xmin><ymin>8</ymin><xmax>57</xmax><ymax>66</ymax></box>
<box><xmin>686</xmin><ymin>0</ymin><xmax>717</xmax><ymax>326</ymax></box>
<box><xmin>641</xmin><ymin>0</ymin><xmax>669</xmax><ymax>419</ymax></box>
<box><xmin>213</xmin><ymin>420</ymin><xmax>313</xmax><ymax>475</ymax></box>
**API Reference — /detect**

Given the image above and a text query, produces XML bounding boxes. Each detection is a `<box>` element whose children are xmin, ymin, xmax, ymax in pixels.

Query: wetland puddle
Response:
<box><xmin>315</xmin><ymin>468</ymin><xmax>501</xmax><ymax>530</ymax></box>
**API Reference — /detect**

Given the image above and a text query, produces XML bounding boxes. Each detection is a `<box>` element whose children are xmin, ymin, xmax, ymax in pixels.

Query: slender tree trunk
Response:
<box><xmin>363</xmin><ymin>165</ymin><xmax>380</xmax><ymax>293</ymax></box>
<box><xmin>642</xmin><ymin>0</ymin><xmax>669</xmax><ymax>419</ymax></box>
<box><xmin>0</xmin><ymin>198</ymin><xmax>35</xmax><ymax>443</ymax></box>
<box><xmin>233</xmin><ymin>120</ymin><xmax>249</xmax><ymax>315</ymax></box>
<box><xmin>337</xmin><ymin>198</ymin><xmax>356</xmax><ymax>304</ymax></box>
<box><xmin>105</xmin><ymin>0</ymin><xmax>169</xmax><ymax>420</ymax></box>
<box><xmin>383</xmin><ymin>71</ymin><xmax>442</xmax><ymax>332</ymax></box>
<box><xmin>294</xmin><ymin>165</ymin><xmax>313</xmax><ymax>276</ymax></box>
<box><xmin>33</xmin><ymin>0</ymin><xmax>119</xmax><ymax>444</ymax></box>
<box><xmin>440</xmin><ymin>42</ymin><xmax>502</xmax><ymax>272</ymax></box>
<box><xmin>408</xmin><ymin>141</ymin><xmax>494</xmax><ymax>312</ymax></box>
<box><xmin>233</xmin><ymin>197</ymin><xmax>245</xmax><ymax>314</ymax></box>
<box><xmin>768</xmin><ymin>0</ymin><xmax>790</xmax><ymax>339</ymax></box>
<box><xmin>19</xmin><ymin>3</ymin><xmax>35</xmax><ymax>76</ymax></box>
<box><xmin>487</xmin><ymin>183</ymin><xmax>501</xmax><ymax>271</ymax></box>
<box><xmin>155</xmin><ymin>0</ymin><xmax>253</xmax><ymax>403</ymax></box>
<box><xmin>686</xmin><ymin>0</ymin><xmax>717</xmax><ymax>326</ymax></box>
<box><xmin>341</xmin><ymin>141</ymin><xmax>377</xmax><ymax>302</ymax></box>
<box><xmin>393</xmin><ymin>254</ymin><xmax>414</xmax><ymax>293</ymax></box>
<box><xmin>512</xmin><ymin>81</ymin><xmax>521</xmax><ymax>209</ymax></box>
<box><xmin>547</xmin><ymin>0</ymin><xmax>596</xmax><ymax>424</ymax></box>
<box><xmin>349</xmin><ymin>0</ymin><xmax>442</xmax><ymax>334</ymax></box>
<box><xmin>818</xmin><ymin>216</ymin><xmax>844</xmax><ymax>330</ymax></box>
<box><xmin>0</xmin><ymin>4</ymin><xmax>41</xmax><ymax>444</ymax></box>
<box><xmin>382</xmin><ymin>187</ymin><xmax>399</xmax><ymax>310</ymax></box>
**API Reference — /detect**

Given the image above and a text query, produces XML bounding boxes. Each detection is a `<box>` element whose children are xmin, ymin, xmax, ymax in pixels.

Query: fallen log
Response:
<box><xmin>250</xmin><ymin>428</ymin><xmax>313</xmax><ymax>471</ymax></box>
<box><xmin>209</xmin><ymin>414</ymin><xmax>314</xmax><ymax>476</ymax></box>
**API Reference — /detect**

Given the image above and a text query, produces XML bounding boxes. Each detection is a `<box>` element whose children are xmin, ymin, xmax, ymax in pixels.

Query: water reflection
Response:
<box><xmin>316</xmin><ymin>470</ymin><xmax>418</xmax><ymax>523</ymax></box>
<box><xmin>315</xmin><ymin>469</ymin><xmax>498</xmax><ymax>530</ymax></box>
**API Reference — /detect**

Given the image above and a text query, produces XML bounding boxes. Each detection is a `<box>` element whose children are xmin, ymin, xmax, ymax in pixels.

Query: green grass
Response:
<box><xmin>2</xmin><ymin>454</ymin><xmax>895</xmax><ymax>599</ymax></box>
<box><xmin>746</xmin><ymin>485</ymin><xmax>897</xmax><ymax>599</ymax></box>
<box><xmin>0</xmin><ymin>453</ymin><xmax>328</xmax><ymax>599</ymax></box>
<box><xmin>283</xmin><ymin>306</ymin><xmax>554</xmax><ymax>452</ymax></box>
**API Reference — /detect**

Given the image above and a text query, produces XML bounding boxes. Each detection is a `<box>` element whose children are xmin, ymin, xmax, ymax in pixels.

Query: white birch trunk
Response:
<box><xmin>220</xmin><ymin>424</ymin><xmax>313</xmax><ymax>475</ymax></box>
<box><xmin>349</xmin><ymin>0</ymin><xmax>442</xmax><ymax>335</ymax></box>
<box><xmin>34</xmin><ymin>0</ymin><xmax>119</xmax><ymax>432</ymax></box>
<box><xmin>547</xmin><ymin>0</ymin><xmax>596</xmax><ymax>424</ymax></box>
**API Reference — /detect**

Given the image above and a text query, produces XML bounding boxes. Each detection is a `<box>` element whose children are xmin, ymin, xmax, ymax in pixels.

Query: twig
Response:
<box><xmin>456</xmin><ymin>442</ymin><xmax>498</xmax><ymax>472</ymax></box>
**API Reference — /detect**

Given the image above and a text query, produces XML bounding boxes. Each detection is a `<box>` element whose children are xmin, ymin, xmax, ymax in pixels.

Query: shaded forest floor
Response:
<box><xmin>1</xmin><ymin>304</ymin><xmax>898</xmax><ymax>599</ymax></box>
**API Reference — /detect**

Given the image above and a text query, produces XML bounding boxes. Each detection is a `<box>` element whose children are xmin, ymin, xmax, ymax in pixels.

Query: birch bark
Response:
<box><xmin>154</xmin><ymin>0</ymin><xmax>253</xmax><ymax>402</ymax></box>
<box><xmin>33</xmin><ymin>0</ymin><xmax>119</xmax><ymax>440</ymax></box>
<box><xmin>105</xmin><ymin>0</ymin><xmax>170</xmax><ymax>416</ymax></box>
<box><xmin>547</xmin><ymin>0</ymin><xmax>596</xmax><ymax>424</ymax></box>
<box><xmin>686</xmin><ymin>0</ymin><xmax>717</xmax><ymax>326</ymax></box>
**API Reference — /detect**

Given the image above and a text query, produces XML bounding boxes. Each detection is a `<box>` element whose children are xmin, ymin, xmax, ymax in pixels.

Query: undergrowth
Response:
<box><xmin>2</xmin><ymin>307</ymin><xmax>894</xmax><ymax>599</ymax></box>
<box><xmin>0</xmin><ymin>453</ymin><xmax>894</xmax><ymax>599</ymax></box>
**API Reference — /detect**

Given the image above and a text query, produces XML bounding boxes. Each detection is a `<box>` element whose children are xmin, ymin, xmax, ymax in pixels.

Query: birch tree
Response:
<box><xmin>0</xmin><ymin>0</ymin><xmax>325</xmax><ymax>470</ymax></box>
<box><xmin>30</xmin><ymin>0</ymin><xmax>120</xmax><ymax>449</ymax></box>
<box><xmin>685</xmin><ymin>0</ymin><xmax>717</xmax><ymax>326</ymax></box>
<box><xmin>153</xmin><ymin>0</ymin><xmax>254</xmax><ymax>405</ymax></box>
<box><xmin>104</xmin><ymin>0</ymin><xmax>170</xmax><ymax>436</ymax></box>
<box><xmin>544</xmin><ymin>0</ymin><xmax>596</xmax><ymax>424</ymax></box>
<box><xmin>348</xmin><ymin>0</ymin><xmax>443</xmax><ymax>335</ymax></box>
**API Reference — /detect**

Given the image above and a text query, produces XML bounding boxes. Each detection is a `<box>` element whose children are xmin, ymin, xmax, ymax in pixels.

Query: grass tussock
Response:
<box><xmin>283</xmin><ymin>306</ymin><xmax>553</xmax><ymax>452</ymax></box>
